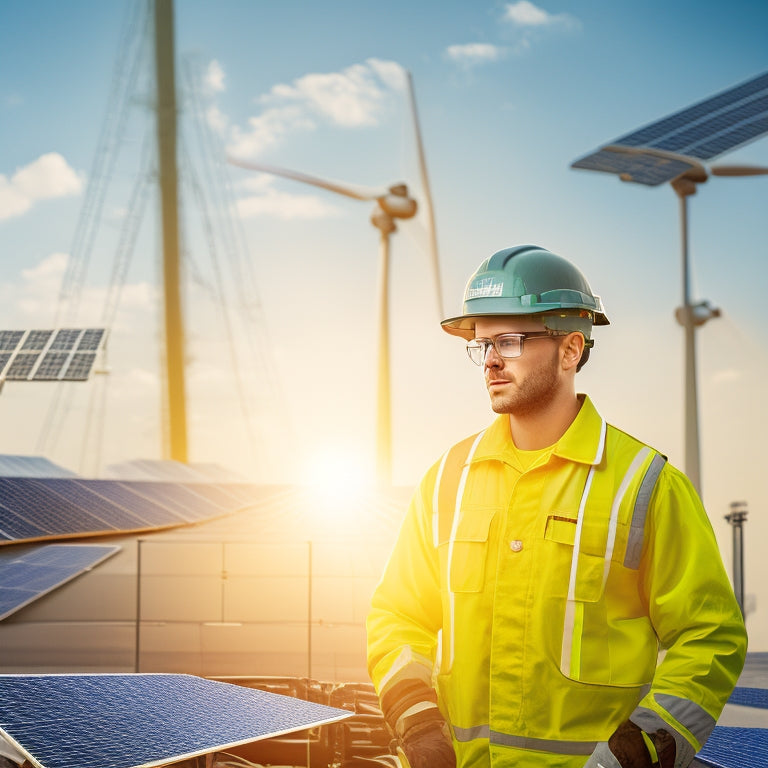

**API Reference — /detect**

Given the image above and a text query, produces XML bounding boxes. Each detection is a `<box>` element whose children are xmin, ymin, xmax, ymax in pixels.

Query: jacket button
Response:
<box><xmin>509</xmin><ymin>539</ymin><xmax>523</xmax><ymax>552</ymax></box>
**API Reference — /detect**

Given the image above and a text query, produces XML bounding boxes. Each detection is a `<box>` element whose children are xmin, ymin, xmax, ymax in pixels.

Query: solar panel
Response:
<box><xmin>0</xmin><ymin>543</ymin><xmax>119</xmax><ymax>620</ymax></box>
<box><xmin>0</xmin><ymin>328</ymin><xmax>107</xmax><ymax>382</ymax></box>
<box><xmin>572</xmin><ymin>70</ymin><xmax>768</xmax><ymax>186</ymax></box>
<box><xmin>0</xmin><ymin>673</ymin><xmax>352</xmax><ymax>768</ymax></box>
<box><xmin>36</xmin><ymin>479</ymin><xmax>158</xmax><ymax>531</ymax></box>
<box><xmin>696</xmin><ymin>726</ymin><xmax>768</xmax><ymax>768</ymax></box>
<box><xmin>74</xmin><ymin>480</ymin><xmax>189</xmax><ymax>528</ymax></box>
<box><xmin>124</xmin><ymin>481</ymin><xmax>224</xmax><ymax>523</ymax></box>
<box><xmin>728</xmin><ymin>687</ymin><xmax>768</xmax><ymax>709</ymax></box>
<box><xmin>0</xmin><ymin>478</ymin><xmax>119</xmax><ymax>539</ymax></box>
<box><xmin>0</xmin><ymin>331</ymin><xmax>24</xmax><ymax>351</ymax></box>
<box><xmin>0</xmin><ymin>455</ymin><xmax>77</xmax><ymax>478</ymax></box>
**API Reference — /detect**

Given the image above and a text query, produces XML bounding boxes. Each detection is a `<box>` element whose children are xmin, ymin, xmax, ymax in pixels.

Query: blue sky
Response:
<box><xmin>1</xmin><ymin>0</ymin><xmax>767</xmax><ymax>645</ymax></box>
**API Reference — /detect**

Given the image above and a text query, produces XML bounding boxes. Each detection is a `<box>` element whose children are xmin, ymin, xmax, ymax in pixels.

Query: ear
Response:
<box><xmin>560</xmin><ymin>332</ymin><xmax>585</xmax><ymax>372</ymax></box>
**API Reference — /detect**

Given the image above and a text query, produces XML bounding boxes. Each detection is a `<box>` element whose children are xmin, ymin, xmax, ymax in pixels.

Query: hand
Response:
<box><xmin>400</xmin><ymin>718</ymin><xmax>456</xmax><ymax>768</ymax></box>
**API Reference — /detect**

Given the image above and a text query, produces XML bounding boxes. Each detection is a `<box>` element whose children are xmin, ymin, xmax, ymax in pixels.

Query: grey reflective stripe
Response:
<box><xmin>655</xmin><ymin>694</ymin><xmax>716</xmax><ymax>744</ymax></box>
<box><xmin>453</xmin><ymin>724</ymin><xmax>489</xmax><ymax>741</ymax></box>
<box><xmin>453</xmin><ymin>725</ymin><xmax>597</xmax><ymax>755</ymax></box>
<box><xmin>624</xmin><ymin>452</ymin><xmax>667</xmax><ymax>569</ymax></box>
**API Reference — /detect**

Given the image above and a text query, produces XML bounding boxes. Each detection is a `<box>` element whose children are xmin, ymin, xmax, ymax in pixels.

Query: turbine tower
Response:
<box><xmin>229</xmin><ymin>72</ymin><xmax>442</xmax><ymax>485</ymax></box>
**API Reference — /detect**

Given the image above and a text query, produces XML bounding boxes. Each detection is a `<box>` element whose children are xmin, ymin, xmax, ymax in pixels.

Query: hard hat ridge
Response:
<box><xmin>441</xmin><ymin>244</ymin><xmax>609</xmax><ymax>338</ymax></box>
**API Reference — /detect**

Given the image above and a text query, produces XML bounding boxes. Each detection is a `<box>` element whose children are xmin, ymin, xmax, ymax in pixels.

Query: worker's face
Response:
<box><xmin>473</xmin><ymin>317</ymin><xmax>566</xmax><ymax>416</ymax></box>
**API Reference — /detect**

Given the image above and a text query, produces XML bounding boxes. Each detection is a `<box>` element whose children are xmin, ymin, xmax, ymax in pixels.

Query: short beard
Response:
<box><xmin>488</xmin><ymin>348</ymin><xmax>561</xmax><ymax>416</ymax></box>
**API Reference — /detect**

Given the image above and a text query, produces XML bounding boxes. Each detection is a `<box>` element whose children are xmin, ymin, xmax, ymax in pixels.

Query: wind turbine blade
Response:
<box><xmin>227</xmin><ymin>157</ymin><xmax>385</xmax><ymax>201</ymax></box>
<box><xmin>710</xmin><ymin>164</ymin><xmax>768</xmax><ymax>177</ymax></box>
<box><xmin>406</xmin><ymin>71</ymin><xmax>444</xmax><ymax>320</ymax></box>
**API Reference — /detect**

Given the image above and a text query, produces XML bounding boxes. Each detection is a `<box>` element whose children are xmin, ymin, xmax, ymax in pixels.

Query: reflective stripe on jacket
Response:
<box><xmin>367</xmin><ymin>395</ymin><xmax>747</xmax><ymax>768</ymax></box>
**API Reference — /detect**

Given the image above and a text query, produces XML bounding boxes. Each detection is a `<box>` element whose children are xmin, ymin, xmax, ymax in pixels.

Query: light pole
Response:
<box><xmin>669</xmin><ymin>163</ymin><xmax>768</xmax><ymax>495</ymax></box>
<box><xmin>725</xmin><ymin>501</ymin><xmax>748</xmax><ymax>616</ymax></box>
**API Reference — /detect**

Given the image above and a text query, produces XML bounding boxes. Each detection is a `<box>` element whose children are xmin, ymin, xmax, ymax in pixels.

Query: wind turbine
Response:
<box><xmin>229</xmin><ymin>71</ymin><xmax>442</xmax><ymax>486</ymax></box>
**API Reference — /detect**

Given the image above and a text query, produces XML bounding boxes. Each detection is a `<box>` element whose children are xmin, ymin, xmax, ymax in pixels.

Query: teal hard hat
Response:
<box><xmin>441</xmin><ymin>244</ymin><xmax>609</xmax><ymax>338</ymax></box>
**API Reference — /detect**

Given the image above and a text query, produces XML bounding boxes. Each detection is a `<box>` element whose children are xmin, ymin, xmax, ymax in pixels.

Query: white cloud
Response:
<box><xmin>1</xmin><ymin>252</ymin><xmax>155</xmax><ymax>330</ymax></box>
<box><xmin>226</xmin><ymin>58</ymin><xmax>405</xmax><ymax>159</ymax></box>
<box><xmin>0</xmin><ymin>153</ymin><xmax>83</xmax><ymax>221</ymax></box>
<box><xmin>503</xmin><ymin>1</ymin><xmax>577</xmax><ymax>27</ymax></box>
<box><xmin>445</xmin><ymin>43</ymin><xmax>506</xmax><ymax>66</ymax></box>
<box><xmin>204</xmin><ymin>59</ymin><xmax>226</xmax><ymax>93</ymax></box>
<box><xmin>228</xmin><ymin>105</ymin><xmax>313</xmax><ymax>158</ymax></box>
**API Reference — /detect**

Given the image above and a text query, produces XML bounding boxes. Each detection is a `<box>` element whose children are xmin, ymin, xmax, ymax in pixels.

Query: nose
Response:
<box><xmin>483</xmin><ymin>342</ymin><xmax>504</xmax><ymax>370</ymax></box>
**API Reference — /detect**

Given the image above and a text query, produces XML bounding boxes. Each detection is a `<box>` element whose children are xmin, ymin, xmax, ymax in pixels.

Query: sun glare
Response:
<box><xmin>303</xmin><ymin>447</ymin><xmax>375</xmax><ymax>517</ymax></box>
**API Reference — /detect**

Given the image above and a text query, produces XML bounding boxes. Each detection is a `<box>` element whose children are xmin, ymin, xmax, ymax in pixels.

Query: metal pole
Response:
<box><xmin>134</xmin><ymin>539</ymin><xmax>143</xmax><ymax>672</ymax></box>
<box><xmin>725</xmin><ymin>501</ymin><xmax>748</xmax><ymax>615</ymax></box>
<box><xmin>679</xmin><ymin>192</ymin><xmax>702</xmax><ymax>494</ymax></box>
<box><xmin>154</xmin><ymin>0</ymin><xmax>188</xmax><ymax>462</ymax></box>
<box><xmin>374</xmin><ymin>214</ymin><xmax>395</xmax><ymax>486</ymax></box>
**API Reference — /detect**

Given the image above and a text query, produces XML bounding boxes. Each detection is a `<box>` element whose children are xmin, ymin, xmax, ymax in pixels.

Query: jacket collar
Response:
<box><xmin>472</xmin><ymin>394</ymin><xmax>606</xmax><ymax>467</ymax></box>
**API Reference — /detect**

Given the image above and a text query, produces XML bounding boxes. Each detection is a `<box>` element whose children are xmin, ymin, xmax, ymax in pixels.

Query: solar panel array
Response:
<box><xmin>728</xmin><ymin>686</ymin><xmax>768</xmax><ymax>709</ymax></box>
<box><xmin>0</xmin><ymin>328</ymin><xmax>106</xmax><ymax>382</ymax></box>
<box><xmin>572</xmin><ymin>70</ymin><xmax>768</xmax><ymax>186</ymax></box>
<box><xmin>697</xmin><ymin>726</ymin><xmax>768</xmax><ymax>768</ymax></box>
<box><xmin>0</xmin><ymin>477</ymin><xmax>261</xmax><ymax>544</ymax></box>
<box><xmin>0</xmin><ymin>673</ymin><xmax>352</xmax><ymax>768</ymax></box>
<box><xmin>0</xmin><ymin>455</ymin><xmax>76</xmax><ymax>478</ymax></box>
<box><xmin>0</xmin><ymin>543</ymin><xmax>119</xmax><ymax>620</ymax></box>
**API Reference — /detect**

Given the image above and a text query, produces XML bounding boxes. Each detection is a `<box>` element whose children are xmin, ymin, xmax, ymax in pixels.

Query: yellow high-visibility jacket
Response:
<box><xmin>367</xmin><ymin>396</ymin><xmax>747</xmax><ymax>768</ymax></box>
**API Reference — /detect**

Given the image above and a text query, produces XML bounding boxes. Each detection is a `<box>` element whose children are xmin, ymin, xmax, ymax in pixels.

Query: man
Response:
<box><xmin>366</xmin><ymin>245</ymin><xmax>747</xmax><ymax>768</ymax></box>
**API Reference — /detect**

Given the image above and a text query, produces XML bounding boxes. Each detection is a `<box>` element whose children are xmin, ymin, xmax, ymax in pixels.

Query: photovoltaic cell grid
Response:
<box><xmin>0</xmin><ymin>477</ymin><xmax>258</xmax><ymax>544</ymax></box>
<box><xmin>0</xmin><ymin>544</ymin><xmax>119</xmax><ymax>620</ymax></box>
<box><xmin>0</xmin><ymin>328</ymin><xmax>106</xmax><ymax>381</ymax></box>
<box><xmin>0</xmin><ymin>456</ymin><xmax>76</xmax><ymax>478</ymax></box>
<box><xmin>572</xmin><ymin>70</ymin><xmax>768</xmax><ymax>186</ymax></box>
<box><xmin>0</xmin><ymin>673</ymin><xmax>352</xmax><ymax>768</ymax></box>
<box><xmin>728</xmin><ymin>686</ymin><xmax>768</xmax><ymax>709</ymax></box>
<box><xmin>696</xmin><ymin>726</ymin><xmax>768</xmax><ymax>768</ymax></box>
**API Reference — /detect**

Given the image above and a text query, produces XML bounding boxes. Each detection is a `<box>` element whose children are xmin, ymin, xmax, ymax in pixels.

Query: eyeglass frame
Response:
<box><xmin>465</xmin><ymin>330</ymin><xmax>594</xmax><ymax>366</ymax></box>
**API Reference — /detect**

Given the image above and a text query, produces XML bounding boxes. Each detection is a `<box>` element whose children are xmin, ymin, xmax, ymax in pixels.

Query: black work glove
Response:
<box><xmin>585</xmin><ymin>720</ymin><xmax>677</xmax><ymax>768</ymax></box>
<box><xmin>400</xmin><ymin>712</ymin><xmax>456</xmax><ymax>768</ymax></box>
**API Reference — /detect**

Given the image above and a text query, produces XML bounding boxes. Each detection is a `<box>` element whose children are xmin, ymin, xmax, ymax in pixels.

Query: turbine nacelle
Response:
<box><xmin>378</xmin><ymin>185</ymin><xmax>418</xmax><ymax>220</ymax></box>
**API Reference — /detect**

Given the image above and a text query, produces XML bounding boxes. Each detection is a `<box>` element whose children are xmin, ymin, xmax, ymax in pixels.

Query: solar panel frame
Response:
<box><xmin>0</xmin><ymin>543</ymin><xmax>120</xmax><ymax>620</ymax></box>
<box><xmin>572</xmin><ymin>70</ymin><xmax>768</xmax><ymax>186</ymax></box>
<box><xmin>0</xmin><ymin>673</ymin><xmax>352</xmax><ymax>768</ymax></box>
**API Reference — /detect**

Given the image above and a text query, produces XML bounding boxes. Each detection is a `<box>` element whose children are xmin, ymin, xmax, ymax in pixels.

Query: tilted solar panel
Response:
<box><xmin>124</xmin><ymin>482</ymin><xmax>224</xmax><ymax>522</ymax></box>
<box><xmin>728</xmin><ymin>687</ymin><xmax>768</xmax><ymax>709</ymax></box>
<box><xmin>0</xmin><ymin>543</ymin><xmax>119</xmax><ymax>620</ymax></box>
<box><xmin>73</xmin><ymin>480</ymin><xmax>188</xmax><ymax>528</ymax></box>
<box><xmin>37</xmin><ymin>480</ymin><xmax>156</xmax><ymax>530</ymax></box>
<box><xmin>572</xmin><ymin>70</ymin><xmax>768</xmax><ymax>186</ymax></box>
<box><xmin>0</xmin><ymin>455</ymin><xmax>77</xmax><ymax>479</ymax></box>
<box><xmin>0</xmin><ymin>673</ymin><xmax>352</xmax><ymax>768</ymax></box>
<box><xmin>0</xmin><ymin>478</ymin><xmax>119</xmax><ymax>538</ymax></box>
<box><xmin>696</xmin><ymin>726</ymin><xmax>768</xmax><ymax>768</ymax></box>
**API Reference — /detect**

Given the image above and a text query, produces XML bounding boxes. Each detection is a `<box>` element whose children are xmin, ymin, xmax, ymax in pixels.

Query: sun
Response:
<box><xmin>302</xmin><ymin>446</ymin><xmax>375</xmax><ymax>517</ymax></box>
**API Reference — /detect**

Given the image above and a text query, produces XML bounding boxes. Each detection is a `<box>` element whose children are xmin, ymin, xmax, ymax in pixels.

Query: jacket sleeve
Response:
<box><xmin>366</xmin><ymin>461</ymin><xmax>443</xmax><ymax>707</ymax></box>
<box><xmin>629</xmin><ymin>463</ymin><xmax>748</xmax><ymax>768</ymax></box>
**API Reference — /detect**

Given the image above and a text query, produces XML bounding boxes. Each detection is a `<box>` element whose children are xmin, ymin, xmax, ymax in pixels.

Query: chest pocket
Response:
<box><xmin>438</xmin><ymin>504</ymin><xmax>497</xmax><ymax>593</ymax></box>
